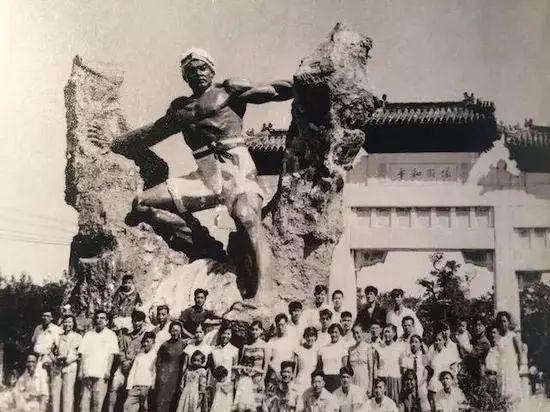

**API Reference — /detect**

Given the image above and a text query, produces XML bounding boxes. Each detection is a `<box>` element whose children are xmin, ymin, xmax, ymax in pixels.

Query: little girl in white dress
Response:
<box><xmin>233</xmin><ymin>356</ymin><xmax>263</xmax><ymax>411</ymax></box>
<box><xmin>210</xmin><ymin>366</ymin><xmax>233</xmax><ymax>412</ymax></box>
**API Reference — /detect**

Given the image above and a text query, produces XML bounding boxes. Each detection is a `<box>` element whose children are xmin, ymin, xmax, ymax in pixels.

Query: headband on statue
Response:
<box><xmin>180</xmin><ymin>48</ymin><xmax>215</xmax><ymax>78</ymax></box>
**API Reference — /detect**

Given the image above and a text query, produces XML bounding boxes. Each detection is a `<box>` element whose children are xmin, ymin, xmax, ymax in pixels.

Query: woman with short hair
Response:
<box><xmin>317</xmin><ymin>323</ymin><xmax>347</xmax><ymax>392</ymax></box>
<box><xmin>50</xmin><ymin>315</ymin><xmax>81</xmax><ymax>412</ymax></box>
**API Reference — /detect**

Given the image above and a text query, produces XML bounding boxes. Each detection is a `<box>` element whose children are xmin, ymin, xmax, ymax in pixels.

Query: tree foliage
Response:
<box><xmin>415</xmin><ymin>252</ymin><xmax>494</xmax><ymax>343</ymax></box>
<box><xmin>415</xmin><ymin>253</ymin><xmax>510</xmax><ymax>410</ymax></box>
<box><xmin>0</xmin><ymin>271</ymin><xmax>67</xmax><ymax>373</ymax></box>
<box><xmin>520</xmin><ymin>282</ymin><xmax>550</xmax><ymax>364</ymax></box>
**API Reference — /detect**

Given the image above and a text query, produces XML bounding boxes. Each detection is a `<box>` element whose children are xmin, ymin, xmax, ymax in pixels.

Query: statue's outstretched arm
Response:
<box><xmin>111</xmin><ymin>116</ymin><xmax>177</xmax><ymax>153</ymax></box>
<box><xmin>223</xmin><ymin>78</ymin><xmax>293</xmax><ymax>105</ymax></box>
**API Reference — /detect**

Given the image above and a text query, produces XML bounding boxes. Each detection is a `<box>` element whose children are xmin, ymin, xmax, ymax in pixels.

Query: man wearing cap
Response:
<box><xmin>96</xmin><ymin>48</ymin><xmax>293</xmax><ymax>301</ymax></box>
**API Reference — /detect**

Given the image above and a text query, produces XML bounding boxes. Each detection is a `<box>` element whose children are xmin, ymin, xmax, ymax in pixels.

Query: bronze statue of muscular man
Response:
<box><xmin>99</xmin><ymin>48</ymin><xmax>293</xmax><ymax>301</ymax></box>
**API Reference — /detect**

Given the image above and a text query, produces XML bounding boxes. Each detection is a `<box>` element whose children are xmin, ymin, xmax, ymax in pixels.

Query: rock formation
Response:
<box><xmin>264</xmin><ymin>23</ymin><xmax>377</xmax><ymax>303</ymax></box>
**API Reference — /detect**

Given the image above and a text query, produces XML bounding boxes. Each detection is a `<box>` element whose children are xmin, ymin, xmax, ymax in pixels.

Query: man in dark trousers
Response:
<box><xmin>356</xmin><ymin>286</ymin><xmax>386</xmax><ymax>331</ymax></box>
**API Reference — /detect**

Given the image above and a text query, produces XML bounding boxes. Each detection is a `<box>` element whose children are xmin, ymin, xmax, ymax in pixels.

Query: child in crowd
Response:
<box><xmin>233</xmin><ymin>356</ymin><xmax>264</xmax><ymax>412</ymax></box>
<box><xmin>377</xmin><ymin>324</ymin><xmax>404</xmax><ymax>404</ymax></box>
<box><xmin>177</xmin><ymin>350</ymin><xmax>210</xmax><ymax>412</ymax></box>
<box><xmin>454</xmin><ymin>318</ymin><xmax>472</xmax><ymax>359</ymax></box>
<box><xmin>210</xmin><ymin>366</ymin><xmax>233</xmax><ymax>412</ymax></box>
<box><xmin>347</xmin><ymin>322</ymin><xmax>378</xmax><ymax>398</ymax></box>
<box><xmin>293</xmin><ymin>327</ymin><xmax>320</xmax><ymax>394</ymax></box>
<box><xmin>124</xmin><ymin>331</ymin><xmax>157</xmax><ymax>412</ymax></box>
<box><xmin>111</xmin><ymin>275</ymin><xmax>142</xmax><ymax>328</ymax></box>
<box><xmin>261</xmin><ymin>382</ymin><xmax>280</xmax><ymax>412</ymax></box>
<box><xmin>433</xmin><ymin>371</ymin><xmax>467</xmax><ymax>412</ymax></box>
<box><xmin>398</xmin><ymin>369</ymin><xmax>421</xmax><ymax>412</ymax></box>
<box><xmin>0</xmin><ymin>370</ymin><xmax>17</xmax><ymax>410</ymax></box>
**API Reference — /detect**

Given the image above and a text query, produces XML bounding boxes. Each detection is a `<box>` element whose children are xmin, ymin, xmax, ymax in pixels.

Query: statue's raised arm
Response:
<box><xmin>223</xmin><ymin>78</ymin><xmax>294</xmax><ymax>105</ymax></box>
<box><xmin>110</xmin><ymin>97</ymin><xmax>196</xmax><ymax>154</ymax></box>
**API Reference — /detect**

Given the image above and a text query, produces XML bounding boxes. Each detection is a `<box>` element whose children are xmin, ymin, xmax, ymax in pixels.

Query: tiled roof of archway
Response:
<box><xmin>367</xmin><ymin>98</ymin><xmax>495</xmax><ymax>126</ymax></box>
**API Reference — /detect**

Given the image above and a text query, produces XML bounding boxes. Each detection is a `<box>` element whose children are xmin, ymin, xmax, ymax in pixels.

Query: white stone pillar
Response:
<box><xmin>329</xmin><ymin>230</ymin><xmax>357</xmax><ymax>316</ymax></box>
<box><xmin>493</xmin><ymin>205</ymin><xmax>521</xmax><ymax>327</ymax></box>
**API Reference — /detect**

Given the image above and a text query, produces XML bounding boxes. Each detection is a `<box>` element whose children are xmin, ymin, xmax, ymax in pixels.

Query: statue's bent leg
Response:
<box><xmin>134</xmin><ymin>178</ymin><xmax>220</xmax><ymax>236</ymax></box>
<box><xmin>231</xmin><ymin>192</ymin><xmax>273</xmax><ymax>302</ymax></box>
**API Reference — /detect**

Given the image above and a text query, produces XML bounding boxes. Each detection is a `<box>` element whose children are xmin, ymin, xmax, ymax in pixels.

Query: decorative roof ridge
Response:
<box><xmin>376</xmin><ymin>93</ymin><xmax>495</xmax><ymax>113</ymax></box>
<box><xmin>501</xmin><ymin>121</ymin><xmax>550</xmax><ymax>147</ymax></box>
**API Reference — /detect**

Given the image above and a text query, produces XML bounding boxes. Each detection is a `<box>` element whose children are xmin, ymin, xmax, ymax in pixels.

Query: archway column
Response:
<box><xmin>493</xmin><ymin>205</ymin><xmax>521</xmax><ymax>328</ymax></box>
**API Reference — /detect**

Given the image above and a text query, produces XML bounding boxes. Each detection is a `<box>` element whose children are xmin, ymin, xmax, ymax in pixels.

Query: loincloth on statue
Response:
<box><xmin>166</xmin><ymin>139</ymin><xmax>264</xmax><ymax>214</ymax></box>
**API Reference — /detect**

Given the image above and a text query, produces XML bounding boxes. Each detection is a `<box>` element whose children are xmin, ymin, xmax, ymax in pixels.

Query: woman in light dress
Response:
<box><xmin>210</xmin><ymin>324</ymin><xmax>238</xmax><ymax>380</ymax></box>
<box><xmin>377</xmin><ymin>324</ymin><xmax>405</xmax><ymax>404</ymax></box>
<box><xmin>240</xmin><ymin>320</ymin><xmax>270</xmax><ymax>410</ymax></box>
<box><xmin>495</xmin><ymin>311</ymin><xmax>522</xmax><ymax>407</ymax></box>
<box><xmin>293</xmin><ymin>326</ymin><xmax>319</xmax><ymax>394</ymax></box>
<box><xmin>347</xmin><ymin>322</ymin><xmax>378</xmax><ymax>397</ymax></box>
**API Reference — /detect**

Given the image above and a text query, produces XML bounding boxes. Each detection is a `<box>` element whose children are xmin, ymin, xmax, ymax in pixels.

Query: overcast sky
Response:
<box><xmin>0</xmin><ymin>0</ymin><xmax>549</xmax><ymax>281</ymax></box>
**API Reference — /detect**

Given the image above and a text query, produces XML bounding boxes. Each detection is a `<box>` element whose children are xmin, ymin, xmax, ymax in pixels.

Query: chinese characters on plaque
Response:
<box><xmin>386</xmin><ymin>163</ymin><xmax>458</xmax><ymax>181</ymax></box>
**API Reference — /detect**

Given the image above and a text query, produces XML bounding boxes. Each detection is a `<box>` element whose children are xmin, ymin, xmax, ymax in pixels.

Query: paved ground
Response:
<box><xmin>518</xmin><ymin>394</ymin><xmax>550</xmax><ymax>411</ymax></box>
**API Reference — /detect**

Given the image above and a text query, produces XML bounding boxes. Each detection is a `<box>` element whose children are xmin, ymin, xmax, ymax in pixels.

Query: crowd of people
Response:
<box><xmin>0</xmin><ymin>275</ymin><xmax>526</xmax><ymax>412</ymax></box>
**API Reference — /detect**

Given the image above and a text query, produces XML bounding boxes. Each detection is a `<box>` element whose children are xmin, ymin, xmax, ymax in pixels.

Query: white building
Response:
<box><xmin>245</xmin><ymin>96</ymin><xmax>550</xmax><ymax>327</ymax></box>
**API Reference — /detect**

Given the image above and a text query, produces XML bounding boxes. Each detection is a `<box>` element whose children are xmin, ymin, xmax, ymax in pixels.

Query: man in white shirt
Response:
<box><xmin>367</xmin><ymin>378</ymin><xmax>398</xmax><ymax>412</ymax></box>
<box><xmin>434</xmin><ymin>370</ymin><xmax>467</xmax><ymax>412</ymax></box>
<box><xmin>333</xmin><ymin>366</ymin><xmax>366</xmax><ymax>412</ymax></box>
<box><xmin>339</xmin><ymin>312</ymin><xmax>355</xmax><ymax>350</ymax></box>
<box><xmin>268</xmin><ymin>313</ymin><xmax>295</xmax><ymax>382</ymax></box>
<box><xmin>287</xmin><ymin>301</ymin><xmax>307</xmax><ymax>347</ymax></box>
<box><xmin>370</xmin><ymin>322</ymin><xmax>383</xmax><ymax>346</ymax></box>
<box><xmin>301</xmin><ymin>371</ymin><xmax>339</xmax><ymax>412</ymax></box>
<box><xmin>317</xmin><ymin>309</ymin><xmax>333</xmax><ymax>348</ymax></box>
<box><xmin>32</xmin><ymin>311</ymin><xmax>61</xmax><ymax>364</ymax></box>
<box><xmin>79</xmin><ymin>310</ymin><xmax>119</xmax><ymax>412</ymax></box>
<box><xmin>124</xmin><ymin>331</ymin><xmax>157</xmax><ymax>412</ymax></box>
<box><xmin>13</xmin><ymin>353</ymin><xmax>49</xmax><ymax>412</ymax></box>
<box><xmin>302</xmin><ymin>285</ymin><xmax>332</xmax><ymax>330</ymax></box>
<box><xmin>153</xmin><ymin>305</ymin><xmax>171</xmax><ymax>346</ymax></box>
<box><xmin>386</xmin><ymin>289</ymin><xmax>423</xmax><ymax>338</ymax></box>
<box><xmin>428</xmin><ymin>322</ymin><xmax>460</xmax><ymax>362</ymax></box>
<box><xmin>330</xmin><ymin>290</ymin><xmax>345</xmax><ymax>317</ymax></box>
